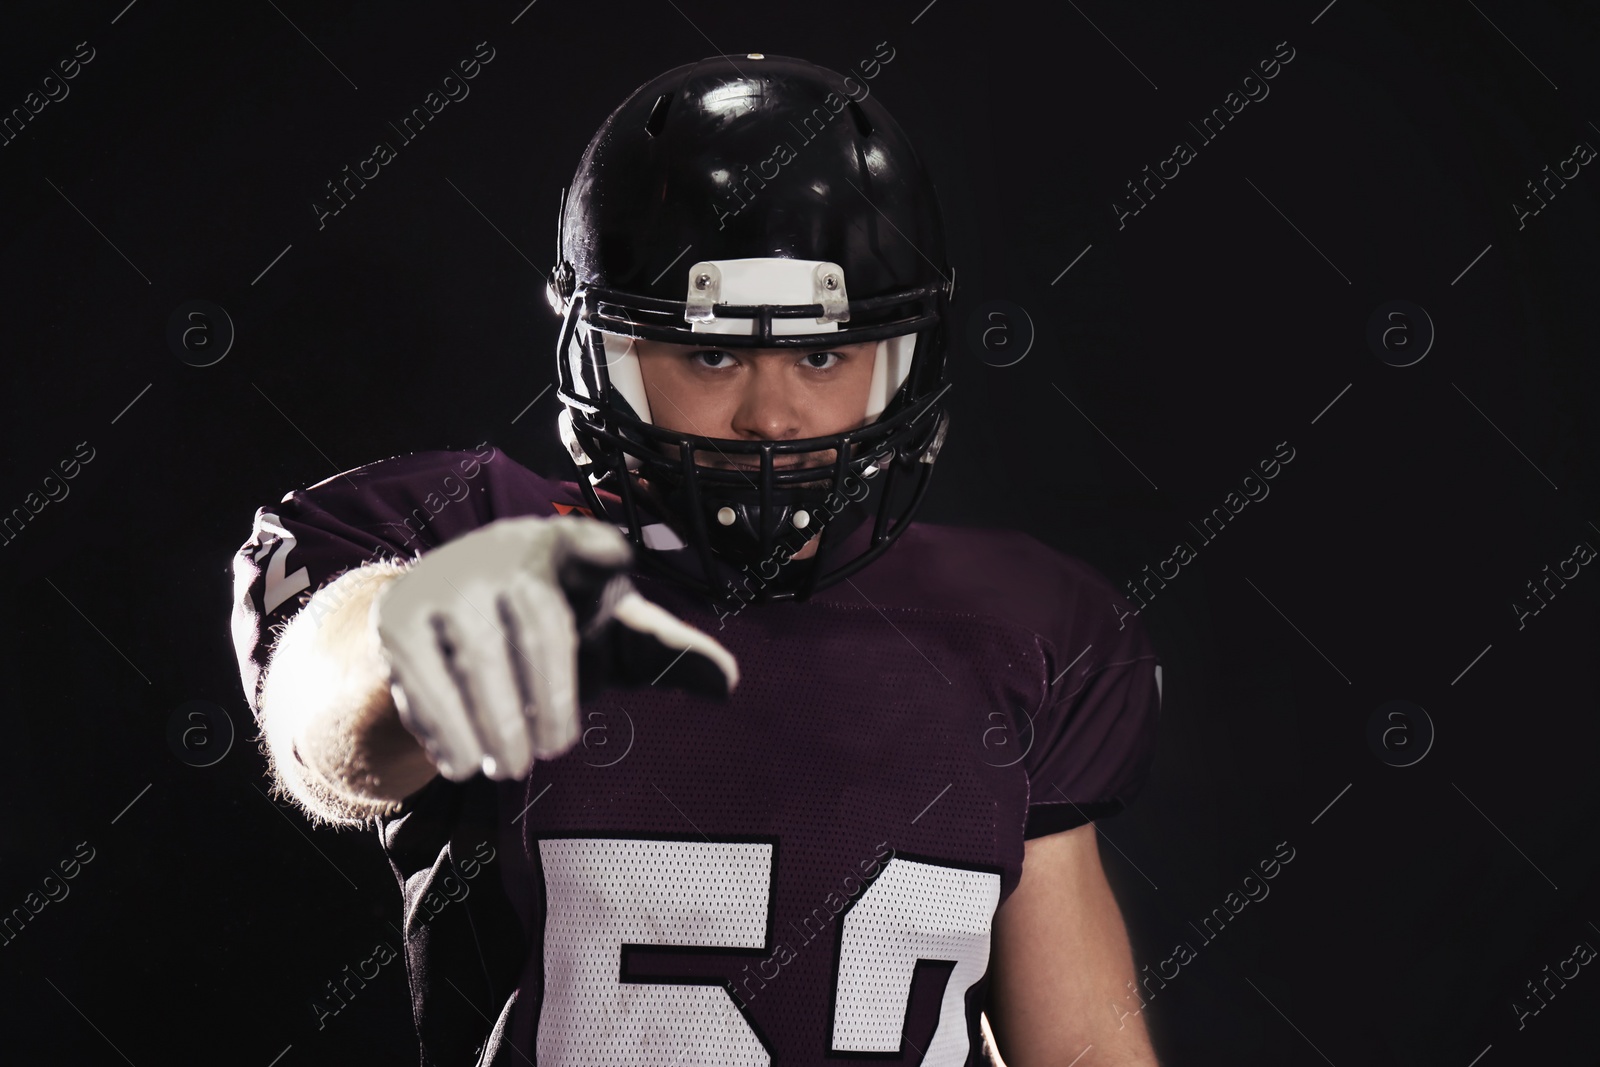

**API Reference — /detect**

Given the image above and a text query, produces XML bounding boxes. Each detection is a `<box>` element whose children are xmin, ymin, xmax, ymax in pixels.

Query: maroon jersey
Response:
<box><xmin>229</xmin><ymin>444</ymin><xmax>1161</xmax><ymax>1066</ymax></box>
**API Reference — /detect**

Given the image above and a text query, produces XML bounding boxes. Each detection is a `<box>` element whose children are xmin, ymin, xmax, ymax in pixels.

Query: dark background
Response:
<box><xmin>1</xmin><ymin>0</ymin><xmax>1596</xmax><ymax>1064</ymax></box>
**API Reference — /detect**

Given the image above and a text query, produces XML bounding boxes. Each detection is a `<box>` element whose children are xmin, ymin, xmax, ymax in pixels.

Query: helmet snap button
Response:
<box><xmin>792</xmin><ymin>510</ymin><xmax>811</xmax><ymax>529</ymax></box>
<box><xmin>716</xmin><ymin>506</ymin><xmax>737</xmax><ymax>526</ymax></box>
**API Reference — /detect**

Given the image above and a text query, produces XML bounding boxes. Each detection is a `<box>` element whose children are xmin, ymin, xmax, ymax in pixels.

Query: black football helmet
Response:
<box><xmin>549</xmin><ymin>52</ymin><xmax>954</xmax><ymax>603</ymax></box>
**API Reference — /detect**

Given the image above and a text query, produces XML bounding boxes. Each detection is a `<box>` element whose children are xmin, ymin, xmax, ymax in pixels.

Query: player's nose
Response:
<box><xmin>729</xmin><ymin>359</ymin><xmax>803</xmax><ymax>442</ymax></box>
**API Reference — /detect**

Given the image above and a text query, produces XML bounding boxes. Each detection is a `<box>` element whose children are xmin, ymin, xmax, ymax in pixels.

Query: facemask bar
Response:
<box><xmin>583</xmin><ymin>282</ymin><xmax>944</xmax><ymax>349</ymax></box>
<box><xmin>553</xmin><ymin>274</ymin><xmax>952</xmax><ymax>602</ymax></box>
<box><xmin>568</xmin><ymin>379</ymin><xmax>948</xmax><ymax>597</ymax></box>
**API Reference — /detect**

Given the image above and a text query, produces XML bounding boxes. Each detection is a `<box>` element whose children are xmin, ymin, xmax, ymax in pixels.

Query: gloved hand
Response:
<box><xmin>371</xmin><ymin>513</ymin><xmax>738</xmax><ymax>782</ymax></box>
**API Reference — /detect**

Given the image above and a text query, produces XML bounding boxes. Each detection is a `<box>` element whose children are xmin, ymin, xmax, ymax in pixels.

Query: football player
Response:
<box><xmin>230</xmin><ymin>53</ymin><xmax>1163</xmax><ymax>1066</ymax></box>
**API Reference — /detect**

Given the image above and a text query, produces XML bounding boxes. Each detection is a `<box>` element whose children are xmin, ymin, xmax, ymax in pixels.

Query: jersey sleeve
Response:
<box><xmin>228</xmin><ymin>444</ymin><xmax>580</xmax><ymax>831</ymax></box>
<box><xmin>229</xmin><ymin>444</ymin><xmax>564</xmax><ymax>729</ymax></box>
<box><xmin>229</xmin><ymin>495</ymin><xmax>409</xmax><ymax>730</ymax></box>
<box><xmin>1019</xmin><ymin>542</ymin><xmax>1163</xmax><ymax>838</ymax></box>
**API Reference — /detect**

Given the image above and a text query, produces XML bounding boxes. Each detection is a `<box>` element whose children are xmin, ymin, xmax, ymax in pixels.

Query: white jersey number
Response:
<box><xmin>537</xmin><ymin>839</ymin><xmax>772</xmax><ymax>1066</ymax></box>
<box><xmin>251</xmin><ymin>511</ymin><xmax>310</xmax><ymax>615</ymax></box>
<box><xmin>535</xmin><ymin>838</ymin><xmax>999</xmax><ymax>1066</ymax></box>
<box><xmin>833</xmin><ymin>858</ymin><xmax>1001</xmax><ymax>1059</ymax></box>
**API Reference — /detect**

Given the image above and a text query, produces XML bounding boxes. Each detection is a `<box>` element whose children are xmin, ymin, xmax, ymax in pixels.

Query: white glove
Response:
<box><xmin>371</xmin><ymin>514</ymin><xmax>738</xmax><ymax>782</ymax></box>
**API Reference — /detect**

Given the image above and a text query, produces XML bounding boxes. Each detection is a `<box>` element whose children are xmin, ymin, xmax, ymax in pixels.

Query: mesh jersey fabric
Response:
<box><xmin>228</xmin><ymin>444</ymin><xmax>1162</xmax><ymax>1066</ymax></box>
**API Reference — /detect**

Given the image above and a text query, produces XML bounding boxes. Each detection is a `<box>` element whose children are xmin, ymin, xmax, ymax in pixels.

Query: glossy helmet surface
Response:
<box><xmin>549</xmin><ymin>52</ymin><xmax>954</xmax><ymax>602</ymax></box>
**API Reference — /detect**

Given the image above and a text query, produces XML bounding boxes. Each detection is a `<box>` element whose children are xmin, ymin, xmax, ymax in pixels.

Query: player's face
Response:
<box><xmin>631</xmin><ymin>337</ymin><xmax>879</xmax><ymax>468</ymax></box>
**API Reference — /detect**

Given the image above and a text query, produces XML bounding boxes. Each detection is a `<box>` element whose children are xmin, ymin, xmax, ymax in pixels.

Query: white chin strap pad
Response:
<box><xmin>865</xmin><ymin>333</ymin><xmax>916</xmax><ymax>421</ymax></box>
<box><xmin>596</xmin><ymin>330</ymin><xmax>654</xmax><ymax>425</ymax></box>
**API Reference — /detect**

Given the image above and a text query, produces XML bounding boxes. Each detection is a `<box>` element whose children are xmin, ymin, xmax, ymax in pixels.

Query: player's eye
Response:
<box><xmin>802</xmin><ymin>350</ymin><xmax>842</xmax><ymax>370</ymax></box>
<box><xmin>690</xmin><ymin>349</ymin><xmax>736</xmax><ymax>369</ymax></box>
